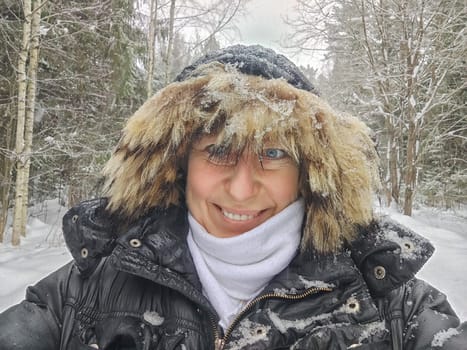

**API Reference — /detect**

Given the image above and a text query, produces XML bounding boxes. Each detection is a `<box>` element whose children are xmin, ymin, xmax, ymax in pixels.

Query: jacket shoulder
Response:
<box><xmin>62</xmin><ymin>199</ymin><xmax>186</xmax><ymax>277</ymax></box>
<box><xmin>62</xmin><ymin>198</ymin><xmax>118</xmax><ymax>276</ymax></box>
<box><xmin>350</xmin><ymin>216</ymin><xmax>435</xmax><ymax>297</ymax></box>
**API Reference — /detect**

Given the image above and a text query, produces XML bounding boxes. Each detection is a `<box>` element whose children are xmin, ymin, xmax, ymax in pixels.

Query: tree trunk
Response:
<box><xmin>0</xmin><ymin>107</ymin><xmax>15</xmax><ymax>243</ymax></box>
<box><xmin>0</xmin><ymin>167</ymin><xmax>11</xmax><ymax>243</ymax></box>
<box><xmin>403</xmin><ymin>73</ymin><xmax>419</xmax><ymax>216</ymax></box>
<box><xmin>147</xmin><ymin>0</ymin><xmax>158</xmax><ymax>98</ymax></box>
<box><xmin>164</xmin><ymin>0</ymin><xmax>176</xmax><ymax>85</ymax></box>
<box><xmin>386</xmin><ymin>118</ymin><xmax>399</xmax><ymax>206</ymax></box>
<box><xmin>12</xmin><ymin>0</ymin><xmax>32</xmax><ymax>246</ymax></box>
<box><xmin>403</xmin><ymin>120</ymin><xmax>417</xmax><ymax>215</ymax></box>
<box><xmin>12</xmin><ymin>0</ymin><xmax>42</xmax><ymax>245</ymax></box>
<box><xmin>21</xmin><ymin>0</ymin><xmax>43</xmax><ymax>231</ymax></box>
<box><xmin>401</xmin><ymin>1</ymin><xmax>423</xmax><ymax>216</ymax></box>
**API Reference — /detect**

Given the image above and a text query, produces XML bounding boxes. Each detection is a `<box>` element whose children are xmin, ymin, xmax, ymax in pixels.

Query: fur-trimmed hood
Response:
<box><xmin>102</xmin><ymin>46</ymin><xmax>379</xmax><ymax>253</ymax></box>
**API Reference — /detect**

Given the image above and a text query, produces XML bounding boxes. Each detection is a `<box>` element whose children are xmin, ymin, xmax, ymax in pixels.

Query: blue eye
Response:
<box><xmin>262</xmin><ymin>148</ymin><xmax>287</xmax><ymax>160</ymax></box>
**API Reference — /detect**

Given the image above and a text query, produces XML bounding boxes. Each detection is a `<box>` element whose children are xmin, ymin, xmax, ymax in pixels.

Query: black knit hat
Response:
<box><xmin>175</xmin><ymin>44</ymin><xmax>318</xmax><ymax>94</ymax></box>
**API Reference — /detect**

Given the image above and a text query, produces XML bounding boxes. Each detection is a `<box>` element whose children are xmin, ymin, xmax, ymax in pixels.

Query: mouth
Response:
<box><xmin>221</xmin><ymin>209</ymin><xmax>259</xmax><ymax>221</ymax></box>
<box><xmin>209</xmin><ymin>204</ymin><xmax>270</xmax><ymax>236</ymax></box>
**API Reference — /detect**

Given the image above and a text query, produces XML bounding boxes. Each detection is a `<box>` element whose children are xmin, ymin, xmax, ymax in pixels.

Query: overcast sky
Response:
<box><xmin>231</xmin><ymin>0</ymin><xmax>324</xmax><ymax>69</ymax></box>
<box><xmin>235</xmin><ymin>0</ymin><xmax>294</xmax><ymax>46</ymax></box>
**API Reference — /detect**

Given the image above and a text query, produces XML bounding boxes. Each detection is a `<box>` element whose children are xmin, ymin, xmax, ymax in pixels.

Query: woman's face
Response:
<box><xmin>186</xmin><ymin>135</ymin><xmax>300</xmax><ymax>237</ymax></box>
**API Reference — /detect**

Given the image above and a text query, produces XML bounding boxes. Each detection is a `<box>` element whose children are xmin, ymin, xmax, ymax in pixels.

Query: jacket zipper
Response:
<box><xmin>212</xmin><ymin>286</ymin><xmax>333</xmax><ymax>350</ymax></box>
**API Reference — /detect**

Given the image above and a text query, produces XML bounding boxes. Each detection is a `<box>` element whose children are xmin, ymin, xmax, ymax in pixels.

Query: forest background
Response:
<box><xmin>0</xmin><ymin>0</ymin><xmax>465</xmax><ymax>245</ymax></box>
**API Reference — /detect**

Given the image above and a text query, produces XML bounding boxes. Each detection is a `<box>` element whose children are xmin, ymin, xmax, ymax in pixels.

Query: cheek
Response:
<box><xmin>186</xmin><ymin>158</ymin><xmax>219</xmax><ymax>203</ymax></box>
<box><xmin>267</xmin><ymin>168</ymin><xmax>300</xmax><ymax>206</ymax></box>
<box><xmin>186</xmin><ymin>160</ymin><xmax>203</xmax><ymax>200</ymax></box>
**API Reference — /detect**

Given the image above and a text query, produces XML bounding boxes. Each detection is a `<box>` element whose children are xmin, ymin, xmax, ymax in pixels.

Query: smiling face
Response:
<box><xmin>186</xmin><ymin>135</ymin><xmax>300</xmax><ymax>238</ymax></box>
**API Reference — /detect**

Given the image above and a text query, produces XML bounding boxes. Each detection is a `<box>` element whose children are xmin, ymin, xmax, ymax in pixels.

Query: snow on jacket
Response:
<box><xmin>0</xmin><ymin>198</ymin><xmax>465</xmax><ymax>349</ymax></box>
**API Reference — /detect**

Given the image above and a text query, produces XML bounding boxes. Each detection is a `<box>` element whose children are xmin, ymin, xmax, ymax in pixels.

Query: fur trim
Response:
<box><xmin>102</xmin><ymin>63</ymin><xmax>380</xmax><ymax>253</ymax></box>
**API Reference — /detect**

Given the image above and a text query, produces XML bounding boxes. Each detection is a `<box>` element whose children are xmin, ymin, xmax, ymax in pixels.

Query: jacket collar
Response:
<box><xmin>63</xmin><ymin>198</ymin><xmax>434</xmax><ymax>299</ymax></box>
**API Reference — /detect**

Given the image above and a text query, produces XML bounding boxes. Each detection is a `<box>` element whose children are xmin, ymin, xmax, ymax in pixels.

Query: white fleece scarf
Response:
<box><xmin>187</xmin><ymin>199</ymin><xmax>305</xmax><ymax>329</ymax></box>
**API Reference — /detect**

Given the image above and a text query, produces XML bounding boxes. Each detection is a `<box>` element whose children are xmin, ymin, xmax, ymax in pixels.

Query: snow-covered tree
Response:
<box><xmin>286</xmin><ymin>0</ymin><xmax>466</xmax><ymax>213</ymax></box>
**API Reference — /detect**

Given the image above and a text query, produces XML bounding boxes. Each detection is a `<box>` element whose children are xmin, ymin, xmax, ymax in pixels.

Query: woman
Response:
<box><xmin>0</xmin><ymin>45</ymin><xmax>465</xmax><ymax>349</ymax></box>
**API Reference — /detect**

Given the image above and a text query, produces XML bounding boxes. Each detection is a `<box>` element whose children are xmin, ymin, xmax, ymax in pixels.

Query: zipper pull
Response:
<box><xmin>214</xmin><ymin>337</ymin><xmax>225</xmax><ymax>350</ymax></box>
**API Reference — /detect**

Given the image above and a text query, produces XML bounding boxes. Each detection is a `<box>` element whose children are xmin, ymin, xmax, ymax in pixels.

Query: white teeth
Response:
<box><xmin>222</xmin><ymin>210</ymin><xmax>256</xmax><ymax>221</ymax></box>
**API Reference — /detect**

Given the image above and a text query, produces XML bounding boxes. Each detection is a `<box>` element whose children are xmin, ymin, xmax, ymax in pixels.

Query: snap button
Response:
<box><xmin>252</xmin><ymin>325</ymin><xmax>268</xmax><ymax>337</ymax></box>
<box><xmin>80</xmin><ymin>247</ymin><xmax>88</xmax><ymax>258</ymax></box>
<box><xmin>347</xmin><ymin>300</ymin><xmax>359</xmax><ymax>311</ymax></box>
<box><xmin>72</xmin><ymin>215</ymin><xmax>79</xmax><ymax>223</ymax></box>
<box><xmin>129</xmin><ymin>238</ymin><xmax>142</xmax><ymax>248</ymax></box>
<box><xmin>374</xmin><ymin>266</ymin><xmax>386</xmax><ymax>280</ymax></box>
<box><xmin>341</xmin><ymin>296</ymin><xmax>360</xmax><ymax>313</ymax></box>
<box><xmin>402</xmin><ymin>240</ymin><xmax>414</xmax><ymax>252</ymax></box>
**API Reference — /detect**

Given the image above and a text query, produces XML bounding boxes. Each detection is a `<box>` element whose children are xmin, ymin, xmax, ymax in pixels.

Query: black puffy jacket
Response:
<box><xmin>0</xmin><ymin>199</ymin><xmax>465</xmax><ymax>349</ymax></box>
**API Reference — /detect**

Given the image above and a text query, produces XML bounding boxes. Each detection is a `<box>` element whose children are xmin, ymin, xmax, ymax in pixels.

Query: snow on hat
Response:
<box><xmin>176</xmin><ymin>44</ymin><xmax>318</xmax><ymax>94</ymax></box>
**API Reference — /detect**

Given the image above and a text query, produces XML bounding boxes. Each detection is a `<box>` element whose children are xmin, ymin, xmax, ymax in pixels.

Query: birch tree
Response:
<box><xmin>12</xmin><ymin>0</ymin><xmax>43</xmax><ymax>244</ymax></box>
<box><xmin>10</xmin><ymin>0</ymin><xmax>32</xmax><ymax>244</ymax></box>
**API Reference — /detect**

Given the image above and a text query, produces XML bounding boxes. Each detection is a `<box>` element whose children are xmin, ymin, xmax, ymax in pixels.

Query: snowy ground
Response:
<box><xmin>1</xmin><ymin>200</ymin><xmax>466</xmax><ymax>322</ymax></box>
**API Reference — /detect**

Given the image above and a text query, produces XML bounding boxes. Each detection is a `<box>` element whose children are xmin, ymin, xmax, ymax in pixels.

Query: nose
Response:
<box><xmin>225</xmin><ymin>154</ymin><xmax>260</xmax><ymax>201</ymax></box>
